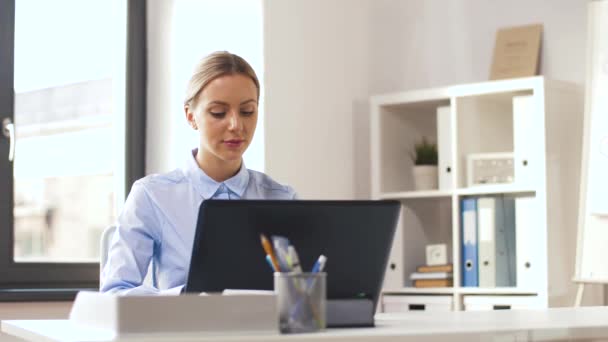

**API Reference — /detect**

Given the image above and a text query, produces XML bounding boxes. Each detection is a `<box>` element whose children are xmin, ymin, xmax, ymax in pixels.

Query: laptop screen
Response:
<box><xmin>184</xmin><ymin>200</ymin><xmax>400</xmax><ymax>311</ymax></box>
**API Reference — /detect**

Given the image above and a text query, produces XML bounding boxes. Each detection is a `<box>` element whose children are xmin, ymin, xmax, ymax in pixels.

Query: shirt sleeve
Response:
<box><xmin>100</xmin><ymin>181</ymin><xmax>173</xmax><ymax>295</ymax></box>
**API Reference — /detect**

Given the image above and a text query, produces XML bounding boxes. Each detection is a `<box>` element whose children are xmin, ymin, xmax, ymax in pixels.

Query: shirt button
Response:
<box><xmin>219</xmin><ymin>184</ymin><xmax>226</xmax><ymax>191</ymax></box>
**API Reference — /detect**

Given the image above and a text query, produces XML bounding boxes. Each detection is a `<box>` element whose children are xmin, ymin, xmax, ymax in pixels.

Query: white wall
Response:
<box><xmin>367</xmin><ymin>0</ymin><xmax>588</xmax><ymax>94</ymax></box>
<box><xmin>264</xmin><ymin>0</ymin><xmax>371</xmax><ymax>199</ymax></box>
<box><xmin>264</xmin><ymin>0</ymin><xmax>589</xmax><ymax>199</ymax></box>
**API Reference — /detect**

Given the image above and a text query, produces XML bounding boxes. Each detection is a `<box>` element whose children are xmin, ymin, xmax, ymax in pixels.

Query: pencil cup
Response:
<box><xmin>274</xmin><ymin>272</ymin><xmax>326</xmax><ymax>334</ymax></box>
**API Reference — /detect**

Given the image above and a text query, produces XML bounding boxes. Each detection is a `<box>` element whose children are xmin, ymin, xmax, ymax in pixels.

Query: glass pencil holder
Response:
<box><xmin>274</xmin><ymin>272</ymin><xmax>327</xmax><ymax>334</ymax></box>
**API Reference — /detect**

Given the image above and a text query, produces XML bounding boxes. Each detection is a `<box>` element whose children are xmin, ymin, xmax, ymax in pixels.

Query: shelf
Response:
<box><xmin>378</xmin><ymin>186</ymin><xmax>536</xmax><ymax>199</ymax></box>
<box><xmin>383</xmin><ymin>287</ymin><xmax>538</xmax><ymax>296</ymax></box>
<box><xmin>456</xmin><ymin>185</ymin><xmax>536</xmax><ymax>196</ymax></box>
<box><xmin>383</xmin><ymin>287</ymin><xmax>455</xmax><ymax>295</ymax></box>
<box><xmin>373</xmin><ymin>77</ymin><xmax>587</xmax><ymax>310</ymax></box>
<box><xmin>379</xmin><ymin>190</ymin><xmax>452</xmax><ymax>200</ymax></box>
<box><xmin>457</xmin><ymin>288</ymin><xmax>538</xmax><ymax>295</ymax></box>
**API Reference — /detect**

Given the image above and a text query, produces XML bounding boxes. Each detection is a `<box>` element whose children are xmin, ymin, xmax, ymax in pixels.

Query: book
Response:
<box><xmin>410</xmin><ymin>272</ymin><xmax>453</xmax><ymax>280</ymax></box>
<box><xmin>490</xmin><ymin>24</ymin><xmax>542</xmax><ymax>80</ymax></box>
<box><xmin>414</xmin><ymin>279</ymin><xmax>453</xmax><ymax>288</ymax></box>
<box><xmin>417</xmin><ymin>264</ymin><xmax>453</xmax><ymax>273</ymax></box>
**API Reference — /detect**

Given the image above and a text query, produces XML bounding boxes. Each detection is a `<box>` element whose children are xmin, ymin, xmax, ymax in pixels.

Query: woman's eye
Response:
<box><xmin>241</xmin><ymin>110</ymin><xmax>254</xmax><ymax>116</ymax></box>
<box><xmin>209</xmin><ymin>112</ymin><xmax>226</xmax><ymax>118</ymax></box>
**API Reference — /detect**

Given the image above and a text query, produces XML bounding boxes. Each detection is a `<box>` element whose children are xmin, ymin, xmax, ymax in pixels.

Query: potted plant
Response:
<box><xmin>411</xmin><ymin>137</ymin><xmax>438</xmax><ymax>191</ymax></box>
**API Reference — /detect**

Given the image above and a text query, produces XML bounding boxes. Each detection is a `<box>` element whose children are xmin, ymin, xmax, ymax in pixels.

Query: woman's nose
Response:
<box><xmin>228</xmin><ymin>111</ymin><xmax>242</xmax><ymax>131</ymax></box>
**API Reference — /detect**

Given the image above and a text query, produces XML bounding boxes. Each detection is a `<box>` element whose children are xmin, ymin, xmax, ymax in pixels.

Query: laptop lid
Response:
<box><xmin>184</xmin><ymin>200</ymin><xmax>400</xmax><ymax>310</ymax></box>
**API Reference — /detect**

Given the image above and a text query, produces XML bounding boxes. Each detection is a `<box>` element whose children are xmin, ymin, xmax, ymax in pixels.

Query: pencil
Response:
<box><xmin>260</xmin><ymin>234</ymin><xmax>280</xmax><ymax>271</ymax></box>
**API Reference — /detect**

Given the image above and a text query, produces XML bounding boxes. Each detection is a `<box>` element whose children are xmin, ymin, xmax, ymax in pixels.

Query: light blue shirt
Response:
<box><xmin>100</xmin><ymin>149</ymin><xmax>296</xmax><ymax>295</ymax></box>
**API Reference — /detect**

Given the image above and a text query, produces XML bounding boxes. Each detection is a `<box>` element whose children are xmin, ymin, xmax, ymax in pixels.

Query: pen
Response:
<box><xmin>311</xmin><ymin>255</ymin><xmax>327</xmax><ymax>273</ymax></box>
<box><xmin>272</xmin><ymin>236</ymin><xmax>291</xmax><ymax>272</ymax></box>
<box><xmin>260</xmin><ymin>234</ymin><xmax>280</xmax><ymax>271</ymax></box>
<box><xmin>265</xmin><ymin>254</ymin><xmax>277</xmax><ymax>272</ymax></box>
<box><xmin>276</xmin><ymin>248</ymin><xmax>291</xmax><ymax>272</ymax></box>
<box><xmin>288</xmin><ymin>246</ymin><xmax>303</xmax><ymax>274</ymax></box>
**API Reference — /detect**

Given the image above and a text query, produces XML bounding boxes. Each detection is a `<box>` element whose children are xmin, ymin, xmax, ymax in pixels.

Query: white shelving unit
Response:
<box><xmin>371</xmin><ymin>76</ymin><xmax>588</xmax><ymax>311</ymax></box>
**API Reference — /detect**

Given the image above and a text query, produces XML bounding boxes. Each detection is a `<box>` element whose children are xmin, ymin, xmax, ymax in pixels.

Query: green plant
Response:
<box><xmin>411</xmin><ymin>137</ymin><xmax>438</xmax><ymax>166</ymax></box>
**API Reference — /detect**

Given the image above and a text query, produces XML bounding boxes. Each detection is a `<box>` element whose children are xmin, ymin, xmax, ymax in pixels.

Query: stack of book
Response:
<box><xmin>410</xmin><ymin>264</ymin><xmax>453</xmax><ymax>288</ymax></box>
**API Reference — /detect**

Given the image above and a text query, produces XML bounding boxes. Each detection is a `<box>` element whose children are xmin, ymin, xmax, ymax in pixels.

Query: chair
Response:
<box><xmin>100</xmin><ymin>225</ymin><xmax>156</xmax><ymax>288</ymax></box>
<box><xmin>99</xmin><ymin>225</ymin><xmax>116</xmax><ymax>274</ymax></box>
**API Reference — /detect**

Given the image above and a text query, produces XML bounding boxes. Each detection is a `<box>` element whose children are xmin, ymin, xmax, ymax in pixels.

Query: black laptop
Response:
<box><xmin>184</xmin><ymin>200</ymin><xmax>400</xmax><ymax>324</ymax></box>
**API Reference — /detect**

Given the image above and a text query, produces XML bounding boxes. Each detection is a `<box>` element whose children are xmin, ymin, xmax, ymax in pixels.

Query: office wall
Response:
<box><xmin>0</xmin><ymin>302</ymin><xmax>71</xmax><ymax>341</ymax></box>
<box><xmin>264</xmin><ymin>0</ymin><xmax>588</xmax><ymax>199</ymax></box>
<box><xmin>366</xmin><ymin>0</ymin><xmax>588</xmax><ymax>94</ymax></box>
<box><xmin>263</xmin><ymin>0</ymin><xmax>371</xmax><ymax>199</ymax></box>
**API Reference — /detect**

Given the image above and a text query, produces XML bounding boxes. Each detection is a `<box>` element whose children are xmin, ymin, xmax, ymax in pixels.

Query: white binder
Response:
<box><xmin>478</xmin><ymin>197</ymin><xmax>496</xmax><ymax>288</ymax></box>
<box><xmin>436</xmin><ymin>106</ymin><xmax>453</xmax><ymax>190</ymax></box>
<box><xmin>382</xmin><ymin>208</ymin><xmax>404</xmax><ymax>290</ymax></box>
<box><xmin>513</xmin><ymin>95</ymin><xmax>540</xmax><ymax>187</ymax></box>
<box><xmin>515</xmin><ymin>196</ymin><xmax>542</xmax><ymax>290</ymax></box>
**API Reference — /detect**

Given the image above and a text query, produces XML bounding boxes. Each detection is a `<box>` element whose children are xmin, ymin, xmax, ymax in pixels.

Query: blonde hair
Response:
<box><xmin>184</xmin><ymin>51</ymin><xmax>260</xmax><ymax>108</ymax></box>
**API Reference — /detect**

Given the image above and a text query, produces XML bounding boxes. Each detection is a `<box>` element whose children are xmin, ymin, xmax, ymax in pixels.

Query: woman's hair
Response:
<box><xmin>184</xmin><ymin>51</ymin><xmax>260</xmax><ymax>107</ymax></box>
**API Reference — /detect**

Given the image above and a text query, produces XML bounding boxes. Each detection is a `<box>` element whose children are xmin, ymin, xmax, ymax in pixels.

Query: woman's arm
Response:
<box><xmin>100</xmin><ymin>181</ymin><xmax>182</xmax><ymax>295</ymax></box>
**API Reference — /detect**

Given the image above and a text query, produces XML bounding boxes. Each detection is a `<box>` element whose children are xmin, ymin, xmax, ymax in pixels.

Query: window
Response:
<box><xmin>170</xmin><ymin>0</ymin><xmax>264</xmax><ymax>171</ymax></box>
<box><xmin>0</xmin><ymin>0</ymin><xmax>141</xmax><ymax>292</ymax></box>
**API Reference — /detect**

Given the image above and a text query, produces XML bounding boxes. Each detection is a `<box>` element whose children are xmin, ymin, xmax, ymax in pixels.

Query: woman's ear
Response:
<box><xmin>185</xmin><ymin>105</ymin><xmax>198</xmax><ymax>130</ymax></box>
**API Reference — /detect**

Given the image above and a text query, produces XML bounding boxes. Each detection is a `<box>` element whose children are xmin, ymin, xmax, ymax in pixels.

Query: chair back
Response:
<box><xmin>100</xmin><ymin>225</ymin><xmax>117</xmax><ymax>273</ymax></box>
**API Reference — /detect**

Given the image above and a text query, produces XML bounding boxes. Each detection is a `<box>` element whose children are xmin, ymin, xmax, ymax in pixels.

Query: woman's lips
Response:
<box><xmin>224</xmin><ymin>139</ymin><xmax>244</xmax><ymax>148</ymax></box>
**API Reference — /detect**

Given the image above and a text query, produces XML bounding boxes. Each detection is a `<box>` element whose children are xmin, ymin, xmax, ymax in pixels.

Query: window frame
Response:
<box><xmin>0</xmin><ymin>0</ymin><xmax>146</xmax><ymax>296</ymax></box>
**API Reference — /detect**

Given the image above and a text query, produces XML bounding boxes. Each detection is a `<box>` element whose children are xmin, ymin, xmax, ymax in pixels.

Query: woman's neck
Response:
<box><xmin>195</xmin><ymin>149</ymin><xmax>241</xmax><ymax>183</ymax></box>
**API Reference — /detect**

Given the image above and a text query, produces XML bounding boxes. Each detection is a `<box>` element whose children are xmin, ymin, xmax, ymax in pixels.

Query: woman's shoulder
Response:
<box><xmin>247</xmin><ymin>169</ymin><xmax>297</xmax><ymax>199</ymax></box>
<box><xmin>130</xmin><ymin>169</ymin><xmax>187</xmax><ymax>195</ymax></box>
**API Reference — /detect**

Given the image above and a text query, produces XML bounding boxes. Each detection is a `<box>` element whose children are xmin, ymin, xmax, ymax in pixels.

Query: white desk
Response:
<box><xmin>3</xmin><ymin>306</ymin><xmax>608</xmax><ymax>342</ymax></box>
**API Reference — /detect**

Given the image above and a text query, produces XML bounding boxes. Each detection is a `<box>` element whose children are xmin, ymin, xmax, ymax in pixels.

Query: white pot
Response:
<box><xmin>413</xmin><ymin>165</ymin><xmax>438</xmax><ymax>191</ymax></box>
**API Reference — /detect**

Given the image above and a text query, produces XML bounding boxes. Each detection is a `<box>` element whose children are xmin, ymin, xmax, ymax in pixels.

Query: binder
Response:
<box><xmin>515</xmin><ymin>197</ymin><xmax>541</xmax><ymax>289</ymax></box>
<box><xmin>461</xmin><ymin>198</ymin><xmax>478</xmax><ymax>287</ymax></box>
<box><xmin>494</xmin><ymin>197</ymin><xmax>516</xmax><ymax>287</ymax></box>
<box><xmin>513</xmin><ymin>95</ymin><xmax>539</xmax><ymax>187</ymax></box>
<box><xmin>477</xmin><ymin>197</ymin><xmax>496</xmax><ymax>288</ymax></box>
<box><xmin>436</xmin><ymin>106</ymin><xmax>453</xmax><ymax>190</ymax></box>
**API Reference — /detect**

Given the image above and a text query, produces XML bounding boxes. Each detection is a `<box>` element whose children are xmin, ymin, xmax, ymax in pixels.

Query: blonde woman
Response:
<box><xmin>101</xmin><ymin>51</ymin><xmax>296</xmax><ymax>295</ymax></box>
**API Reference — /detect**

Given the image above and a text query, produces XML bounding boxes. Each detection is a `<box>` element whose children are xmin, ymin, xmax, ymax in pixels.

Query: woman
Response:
<box><xmin>100</xmin><ymin>51</ymin><xmax>296</xmax><ymax>295</ymax></box>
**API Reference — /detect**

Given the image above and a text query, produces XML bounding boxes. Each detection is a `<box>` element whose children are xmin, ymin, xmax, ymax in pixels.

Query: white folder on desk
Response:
<box><xmin>69</xmin><ymin>291</ymin><xmax>278</xmax><ymax>336</ymax></box>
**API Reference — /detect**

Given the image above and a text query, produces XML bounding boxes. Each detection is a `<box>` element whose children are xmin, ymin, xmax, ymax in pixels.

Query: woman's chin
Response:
<box><xmin>219</xmin><ymin>152</ymin><xmax>244</xmax><ymax>163</ymax></box>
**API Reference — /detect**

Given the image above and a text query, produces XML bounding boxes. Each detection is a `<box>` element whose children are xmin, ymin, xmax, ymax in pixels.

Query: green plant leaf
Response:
<box><xmin>412</xmin><ymin>137</ymin><xmax>438</xmax><ymax>166</ymax></box>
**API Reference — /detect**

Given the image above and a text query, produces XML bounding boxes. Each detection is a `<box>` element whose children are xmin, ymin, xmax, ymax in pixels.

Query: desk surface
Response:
<box><xmin>3</xmin><ymin>306</ymin><xmax>608</xmax><ymax>342</ymax></box>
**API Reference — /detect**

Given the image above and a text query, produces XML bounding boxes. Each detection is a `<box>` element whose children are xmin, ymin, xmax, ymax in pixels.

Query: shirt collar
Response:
<box><xmin>183</xmin><ymin>148</ymin><xmax>250</xmax><ymax>199</ymax></box>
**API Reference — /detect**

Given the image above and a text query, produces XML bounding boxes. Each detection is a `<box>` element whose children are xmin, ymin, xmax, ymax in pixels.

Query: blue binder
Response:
<box><xmin>461</xmin><ymin>198</ymin><xmax>478</xmax><ymax>287</ymax></box>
